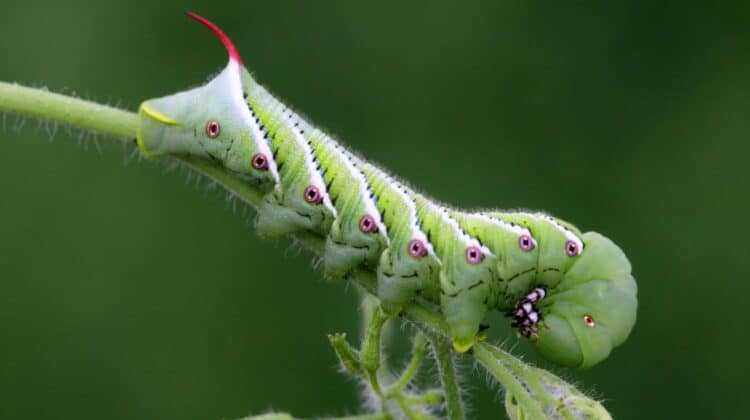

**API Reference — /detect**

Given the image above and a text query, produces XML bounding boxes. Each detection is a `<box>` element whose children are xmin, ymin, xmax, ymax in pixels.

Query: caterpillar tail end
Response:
<box><xmin>452</xmin><ymin>336</ymin><xmax>475</xmax><ymax>353</ymax></box>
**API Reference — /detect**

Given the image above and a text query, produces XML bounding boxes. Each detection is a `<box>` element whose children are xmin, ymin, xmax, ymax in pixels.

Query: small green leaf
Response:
<box><xmin>475</xmin><ymin>342</ymin><xmax>611</xmax><ymax>420</ymax></box>
<box><xmin>328</xmin><ymin>333</ymin><xmax>364</xmax><ymax>377</ymax></box>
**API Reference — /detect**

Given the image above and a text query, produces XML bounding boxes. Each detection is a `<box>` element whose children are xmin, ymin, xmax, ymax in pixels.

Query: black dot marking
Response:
<box><xmin>468</xmin><ymin>280</ymin><xmax>484</xmax><ymax>290</ymax></box>
<box><xmin>294</xmin><ymin>210</ymin><xmax>314</xmax><ymax>220</ymax></box>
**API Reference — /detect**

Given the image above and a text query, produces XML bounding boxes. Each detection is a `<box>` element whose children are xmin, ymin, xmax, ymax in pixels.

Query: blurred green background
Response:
<box><xmin>1</xmin><ymin>1</ymin><xmax>748</xmax><ymax>419</ymax></box>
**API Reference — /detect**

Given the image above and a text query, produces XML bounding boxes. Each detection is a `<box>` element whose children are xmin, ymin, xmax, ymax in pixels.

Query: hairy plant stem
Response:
<box><xmin>422</xmin><ymin>330</ymin><xmax>465</xmax><ymax>420</ymax></box>
<box><xmin>388</xmin><ymin>334</ymin><xmax>426</xmax><ymax>393</ymax></box>
<box><xmin>473</xmin><ymin>342</ymin><xmax>546</xmax><ymax>419</ymax></box>
<box><xmin>0</xmin><ymin>82</ymin><xmax>137</xmax><ymax>139</ymax></box>
<box><xmin>354</xmin><ymin>299</ymin><xmax>438</xmax><ymax>419</ymax></box>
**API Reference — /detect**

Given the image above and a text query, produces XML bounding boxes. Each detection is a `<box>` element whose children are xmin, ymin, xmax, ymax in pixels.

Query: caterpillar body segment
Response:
<box><xmin>361</xmin><ymin>164</ymin><xmax>440</xmax><ymax>315</ymax></box>
<box><xmin>135</xmin><ymin>13</ymin><xmax>637</xmax><ymax>368</ymax></box>
<box><xmin>305</xmin><ymin>130</ymin><xmax>389</xmax><ymax>280</ymax></box>
<box><xmin>246</xmin><ymin>84</ymin><xmax>335</xmax><ymax>237</ymax></box>
<box><xmin>452</xmin><ymin>212</ymin><xmax>540</xmax><ymax>310</ymax></box>
<box><xmin>411</xmin><ymin>196</ymin><xmax>498</xmax><ymax>352</ymax></box>
<box><xmin>491</xmin><ymin>212</ymin><xmax>585</xmax><ymax>289</ymax></box>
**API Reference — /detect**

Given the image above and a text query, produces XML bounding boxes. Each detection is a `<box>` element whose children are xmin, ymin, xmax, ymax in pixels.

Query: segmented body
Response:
<box><xmin>136</xmin><ymin>13</ymin><xmax>637</xmax><ymax>368</ymax></box>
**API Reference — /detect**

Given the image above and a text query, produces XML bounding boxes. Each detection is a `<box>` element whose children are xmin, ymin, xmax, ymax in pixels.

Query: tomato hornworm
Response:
<box><xmin>136</xmin><ymin>13</ymin><xmax>637</xmax><ymax>368</ymax></box>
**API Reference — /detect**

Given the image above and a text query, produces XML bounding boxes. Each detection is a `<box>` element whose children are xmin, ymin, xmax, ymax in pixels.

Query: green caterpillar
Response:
<box><xmin>136</xmin><ymin>13</ymin><xmax>637</xmax><ymax>368</ymax></box>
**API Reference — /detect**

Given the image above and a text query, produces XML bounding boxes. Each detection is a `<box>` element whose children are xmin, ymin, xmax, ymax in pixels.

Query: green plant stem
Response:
<box><xmin>0</xmin><ymin>82</ymin><xmax>138</xmax><ymax>139</ymax></box>
<box><xmin>423</xmin><ymin>330</ymin><xmax>464</xmax><ymax>420</ymax></box>
<box><xmin>328</xmin><ymin>333</ymin><xmax>364</xmax><ymax>377</ymax></box>
<box><xmin>362</xmin><ymin>301</ymin><xmax>388</xmax><ymax>375</ymax></box>
<box><xmin>388</xmin><ymin>333</ymin><xmax>426</xmax><ymax>393</ymax></box>
<box><xmin>392</xmin><ymin>394</ymin><xmax>423</xmax><ymax>420</ymax></box>
<box><xmin>473</xmin><ymin>342</ymin><xmax>546</xmax><ymax>419</ymax></box>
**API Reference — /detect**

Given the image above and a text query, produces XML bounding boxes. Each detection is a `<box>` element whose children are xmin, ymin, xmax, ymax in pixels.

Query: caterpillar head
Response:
<box><xmin>136</xmin><ymin>13</ymin><xmax>276</xmax><ymax>187</ymax></box>
<box><xmin>532</xmin><ymin>232</ymin><xmax>637</xmax><ymax>368</ymax></box>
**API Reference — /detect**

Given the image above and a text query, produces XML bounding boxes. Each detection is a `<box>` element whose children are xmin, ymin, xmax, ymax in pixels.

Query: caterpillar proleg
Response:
<box><xmin>136</xmin><ymin>13</ymin><xmax>637</xmax><ymax>368</ymax></box>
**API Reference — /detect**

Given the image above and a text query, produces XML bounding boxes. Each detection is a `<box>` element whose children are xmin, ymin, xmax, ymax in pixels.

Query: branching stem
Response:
<box><xmin>473</xmin><ymin>342</ymin><xmax>546</xmax><ymax>419</ymax></box>
<box><xmin>388</xmin><ymin>334</ymin><xmax>426</xmax><ymax>393</ymax></box>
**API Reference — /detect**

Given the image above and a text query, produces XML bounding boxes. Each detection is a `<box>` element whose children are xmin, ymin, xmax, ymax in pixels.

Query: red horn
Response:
<box><xmin>186</xmin><ymin>12</ymin><xmax>243</xmax><ymax>65</ymax></box>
